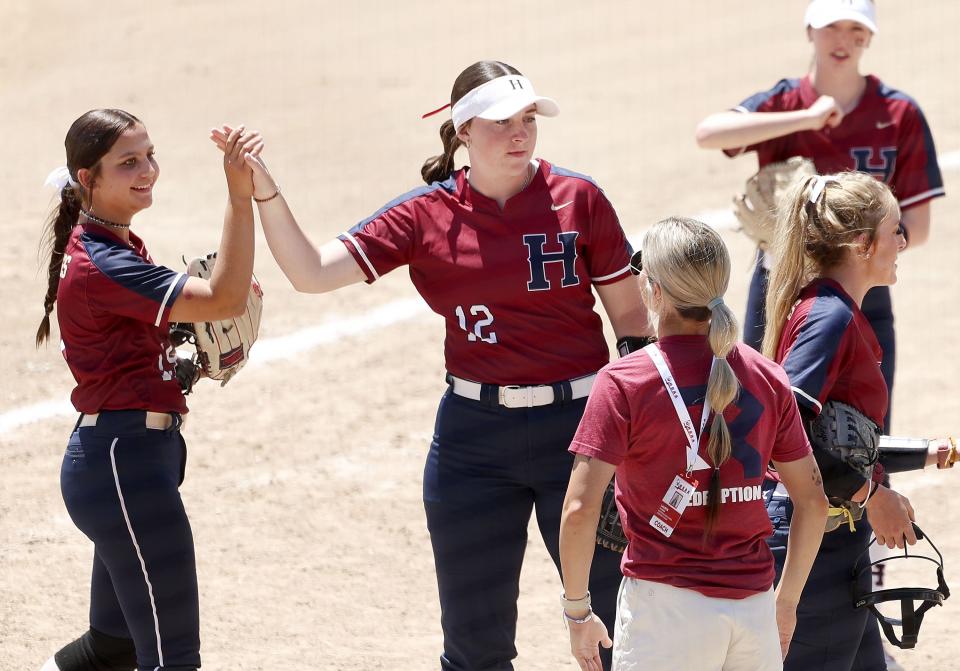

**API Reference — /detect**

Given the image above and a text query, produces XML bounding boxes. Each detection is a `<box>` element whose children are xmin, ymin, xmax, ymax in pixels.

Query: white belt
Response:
<box><xmin>448</xmin><ymin>373</ymin><xmax>597</xmax><ymax>408</ymax></box>
<box><xmin>79</xmin><ymin>411</ymin><xmax>176</xmax><ymax>430</ymax></box>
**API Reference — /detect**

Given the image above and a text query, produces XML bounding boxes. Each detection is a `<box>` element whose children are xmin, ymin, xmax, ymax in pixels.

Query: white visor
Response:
<box><xmin>451</xmin><ymin>75</ymin><xmax>559</xmax><ymax>132</ymax></box>
<box><xmin>805</xmin><ymin>0</ymin><xmax>878</xmax><ymax>34</ymax></box>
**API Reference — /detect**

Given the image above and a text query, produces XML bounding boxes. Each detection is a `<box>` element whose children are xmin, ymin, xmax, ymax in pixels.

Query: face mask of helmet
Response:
<box><xmin>851</xmin><ymin>523</ymin><xmax>951</xmax><ymax>649</ymax></box>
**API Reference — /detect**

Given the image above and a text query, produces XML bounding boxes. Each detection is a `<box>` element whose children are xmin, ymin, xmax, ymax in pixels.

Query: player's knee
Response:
<box><xmin>50</xmin><ymin>628</ymin><xmax>136</xmax><ymax>671</ymax></box>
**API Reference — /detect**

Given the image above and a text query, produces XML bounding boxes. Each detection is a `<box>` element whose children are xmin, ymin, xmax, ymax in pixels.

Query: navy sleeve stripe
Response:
<box><xmin>917</xmin><ymin>108</ymin><xmax>945</xmax><ymax>193</ymax></box>
<box><xmin>345</xmin><ymin>177</ymin><xmax>455</xmax><ymax>237</ymax></box>
<box><xmin>876</xmin><ymin>82</ymin><xmax>945</xmax><ymax>193</ymax></box>
<box><xmin>791</xmin><ymin>386</ymin><xmax>823</xmax><ymax>414</ymax></box>
<box><xmin>83</xmin><ymin>235</ymin><xmax>184</xmax><ymax>306</ymax></box>
<box><xmin>781</xmin><ymin>289</ymin><xmax>853</xmax><ymax>408</ymax></box>
<box><xmin>549</xmin><ymin>164</ymin><xmax>599</xmax><ymax>188</ymax></box>
<box><xmin>875</xmin><ymin>80</ymin><xmax>919</xmax><ymax>106</ymax></box>
<box><xmin>737</xmin><ymin>78</ymin><xmax>801</xmax><ymax>113</ymax></box>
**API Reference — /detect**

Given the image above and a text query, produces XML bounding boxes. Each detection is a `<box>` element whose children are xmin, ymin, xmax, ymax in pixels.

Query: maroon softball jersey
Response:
<box><xmin>726</xmin><ymin>75</ymin><xmax>945</xmax><ymax>209</ymax></box>
<box><xmin>776</xmin><ymin>278</ymin><xmax>888</xmax><ymax>428</ymax></box>
<box><xmin>338</xmin><ymin>160</ymin><xmax>634</xmax><ymax>385</ymax></box>
<box><xmin>57</xmin><ymin>223</ymin><xmax>188</xmax><ymax>414</ymax></box>
<box><xmin>570</xmin><ymin>336</ymin><xmax>811</xmax><ymax>599</ymax></box>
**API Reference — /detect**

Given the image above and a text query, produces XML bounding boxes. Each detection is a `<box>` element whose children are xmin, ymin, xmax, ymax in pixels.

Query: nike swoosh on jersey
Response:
<box><xmin>551</xmin><ymin>201</ymin><xmax>574</xmax><ymax>211</ymax></box>
<box><xmin>875</xmin><ymin>120</ymin><xmax>895</xmax><ymax>130</ymax></box>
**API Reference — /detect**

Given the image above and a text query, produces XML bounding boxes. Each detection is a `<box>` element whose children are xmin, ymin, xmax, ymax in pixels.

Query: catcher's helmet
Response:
<box><xmin>851</xmin><ymin>523</ymin><xmax>950</xmax><ymax>649</ymax></box>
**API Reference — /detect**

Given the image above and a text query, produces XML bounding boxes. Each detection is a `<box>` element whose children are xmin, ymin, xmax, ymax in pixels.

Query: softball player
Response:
<box><xmin>212</xmin><ymin>60</ymin><xmax>653</xmax><ymax>670</ymax></box>
<box><xmin>37</xmin><ymin>110</ymin><xmax>261</xmax><ymax>671</ymax></box>
<box><xmin>559</xmin><ymin>218</ymin><xmax>827</xmax><ymax>671</ymax></box>
<box><xmin>761</xmin><ymin>171</ymin><xmax>954</xmax><ymax>671</ymax></box>
<box><xmin>695</xmin><ymin>0</ymin><xmax>945</xmax><ymax>432</ymax></box>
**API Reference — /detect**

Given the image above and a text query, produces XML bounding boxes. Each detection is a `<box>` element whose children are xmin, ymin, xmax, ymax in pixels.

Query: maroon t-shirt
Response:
<box><xmin>57</xmin><ymin>224</ymin><xmax>188</xmax><ymax>414</ymax></box>
<box><xmin>339</xmin><ymin>160</ymin><xmax>633</xmax><ymax>385</ymax></box>
<box><xmin>570</xmin><ymin>336</ymin><xmax>811</xmax><ymax>599</ymax></box>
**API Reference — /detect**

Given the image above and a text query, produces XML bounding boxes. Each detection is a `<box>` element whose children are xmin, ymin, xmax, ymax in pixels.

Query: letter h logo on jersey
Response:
<box><xmin>850</xmin><ymin>147</ymin><xmax>897</xmax><ymax>183</ymax></box>
<box><xmin>523</xmin><ymin>232</ymin><xmax>580</xmax><ymax>291</ymax></box>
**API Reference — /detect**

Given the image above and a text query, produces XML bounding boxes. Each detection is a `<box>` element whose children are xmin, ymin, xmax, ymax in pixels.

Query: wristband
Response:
<box><xmin>560</xmin><ymin>590</ymin><xmax>591</xmax><ymax>612</ymax></box>
<box><xmin>253</xmin><ymin>185</ymin><xmax>281</xmax><ymax>203</ymax></box>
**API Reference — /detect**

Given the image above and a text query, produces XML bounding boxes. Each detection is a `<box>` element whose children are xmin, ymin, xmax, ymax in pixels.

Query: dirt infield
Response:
<box><xmin>2</xmin><ymin>2</ymin><xmax>959</xmax><ymax>669</ymax></box>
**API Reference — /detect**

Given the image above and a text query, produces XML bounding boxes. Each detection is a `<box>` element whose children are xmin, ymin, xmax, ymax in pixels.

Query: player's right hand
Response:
<box><xmin>210</xmin><ymin>125</ymin><xmax>275</xmax><ymax>200</ymax></box>
<box><xmin>216</xmin><ymin>125</ymin><xmax>263</xmax><ymax>199</ymax></box>
<box><xmin>806</xmin><ymin>95</ymin><xmax>844</xmax><ymax>130</ymax></box>
<box><xmin>865</xmin><ymin>485</ymin><xmax>917</xmax><ymax>549</ymax></box>
<box><xmin>775</xmin><ymin>598</ymin><xmax>797</xmax><ymax>660</ymax></box>
<box><xmin>567</xmin><ymin>613</ymin><xmax>612</xmax><ymax>671</ymax></box>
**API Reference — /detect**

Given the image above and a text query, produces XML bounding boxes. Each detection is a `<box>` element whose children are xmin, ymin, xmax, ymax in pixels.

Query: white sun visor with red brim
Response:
<box><xmin>422</xmin><ymin>75</ymin><xmax>560</xmax><ymax>131</ymax></box>
<box><xmin>804</xmin><ymin>0</ymin><xmax>878</xmax><ymax>34</ymax></box>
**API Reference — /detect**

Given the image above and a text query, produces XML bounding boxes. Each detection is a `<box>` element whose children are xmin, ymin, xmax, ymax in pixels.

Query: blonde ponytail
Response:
<box><xmin>763</xmin><ymin>171</ymin><xmax>898</xmax><ymax>358</ymax></box>
<box><xmin>642</xmin><ymin>217</ymin><xmax>740</xmax><ymax>535</ymax></box>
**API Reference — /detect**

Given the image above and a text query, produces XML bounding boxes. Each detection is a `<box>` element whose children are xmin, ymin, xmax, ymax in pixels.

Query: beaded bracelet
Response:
<box><xmin>254</xmin><ymin>185</ymin><xmax>281</xmax><ymax>203</ymax></box>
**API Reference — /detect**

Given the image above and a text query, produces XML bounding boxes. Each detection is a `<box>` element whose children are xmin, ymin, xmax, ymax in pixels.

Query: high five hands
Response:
<box><xmin>211</xmin><ymin>125</ymin><xmax>275</xmax><ymax>199</ymax></box>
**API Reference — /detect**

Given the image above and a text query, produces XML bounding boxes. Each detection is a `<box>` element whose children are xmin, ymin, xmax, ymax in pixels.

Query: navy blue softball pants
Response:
<box><xmin>423</xmin><ymin>388</ymin><xmax>623</xmax><ymax>671</ymax></box>
<box><xmin>765</xmin><ymin>485</ymin><xmax>886</xmax><ymax>671</ymax></box>
<box><xmin>60</xmin><ymin>410</ymin><xmax>200</xmax><ymax>671</ymax></box>
<box><xmin>744</xmin><ymin>255</ymin><xmax>895</xmax><ymax>432</ymax></box>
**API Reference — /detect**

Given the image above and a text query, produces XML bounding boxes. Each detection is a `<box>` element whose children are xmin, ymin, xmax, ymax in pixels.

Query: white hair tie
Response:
<box><xmin>707</xmin><ymin>297</ymin><xmax>724</xmax><ymax>311</ymax></box>
<box><xmin>44</xmin><ymin>166</ymin><xmax>78</xmax><ymax>192</ymax></box>
<box><xmin>808</xmin><ymin>175</ymin><xmax>840</xmax><ymax>205</ymax></box>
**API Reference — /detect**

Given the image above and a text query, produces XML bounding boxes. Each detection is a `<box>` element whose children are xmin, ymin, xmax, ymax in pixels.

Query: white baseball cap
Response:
<box><xmin>445</xmin><ymin>75</ymin><xmax>559</xmax><ymax>132</ymax></box>
<box><xmin>805</xmin><ymin>0</ymin><xmax>879</xmax><ymax>34</ymax></box>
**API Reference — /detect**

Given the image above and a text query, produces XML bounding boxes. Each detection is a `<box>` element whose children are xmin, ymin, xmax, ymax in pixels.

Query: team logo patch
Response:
<box><xmin>523</xmin><ymin>232</ymin><xmax>580</xmax><ymax>291</ymax></box>
<box><xmin>850</xmin><ymin>146</ymin><xmax>897</xmax><ymax>183</ymax></box>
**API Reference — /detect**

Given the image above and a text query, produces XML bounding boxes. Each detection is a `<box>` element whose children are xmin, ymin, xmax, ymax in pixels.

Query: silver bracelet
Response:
<box><xmin>562</xmin><ymin>608</ymin><xmax>594</xmax><ymax>625</ymax></box>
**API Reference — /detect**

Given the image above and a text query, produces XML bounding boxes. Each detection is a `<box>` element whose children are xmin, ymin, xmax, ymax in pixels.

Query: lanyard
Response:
<box><xmin>644</xmin><ymin>344</ymin><xmax>716</xmax><ymax>474</ymax></box>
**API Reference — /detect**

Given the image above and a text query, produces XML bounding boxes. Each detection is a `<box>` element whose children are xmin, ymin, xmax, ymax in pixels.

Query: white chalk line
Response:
<box><xmin>4</xmin><ymin>150</ymin><xmax>959</xmax><ymax>435</ymax></box>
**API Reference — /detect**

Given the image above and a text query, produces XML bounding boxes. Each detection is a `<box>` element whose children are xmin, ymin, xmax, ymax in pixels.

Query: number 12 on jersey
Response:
<box><xmin>455</xmin><ymin>305</ymin><xmax>497</xmax><ymax>344</ymax></box>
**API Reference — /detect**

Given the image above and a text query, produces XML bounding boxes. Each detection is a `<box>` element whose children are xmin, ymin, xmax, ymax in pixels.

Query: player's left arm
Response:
<box><xmin>900</xmin><ymin>201</ymin><xmax>930</xmax><ymax>248</ymax></box>
<box><xmin>771</xmin><ymin>453</ymin><xmax>828</xmax><ymax>659</ymax></box>
<box><xmin>893</xmin><ymin>103</ymin><xmax>944</xmax><ymax>248</ymax></box>
<box><xmin>595</xmin><ymin>276</ymin><xmax>653</xmax><ymax>339</ymax></box>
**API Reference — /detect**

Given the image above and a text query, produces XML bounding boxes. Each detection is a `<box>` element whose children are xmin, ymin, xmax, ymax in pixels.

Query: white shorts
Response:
<box><xmin>612</xmin><ymin>577</ymin><xmax>783</xmax><ymax>671</ymax></box>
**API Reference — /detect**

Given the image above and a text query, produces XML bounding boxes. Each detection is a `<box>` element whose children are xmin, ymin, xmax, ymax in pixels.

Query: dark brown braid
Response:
<box><xmin>36</xmin><ymin>109</ymin><xmax>141</xmax><ymax>345</ymax></box>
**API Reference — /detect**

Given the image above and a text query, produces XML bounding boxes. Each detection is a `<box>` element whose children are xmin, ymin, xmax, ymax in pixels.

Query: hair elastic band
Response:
<box><xmin>44</xmin><ymin>166</ymin><xmax>77</xmax><ymax>192</ymax></box>
<box><xmin>808</xmin><ymin>175</ymin><xmax>840</xmax><ymax>205</ymax></box>
<box><xmin>707</xmin><ymin>297</ymin><xmax>724</xmax><ymax>310</ymax></box>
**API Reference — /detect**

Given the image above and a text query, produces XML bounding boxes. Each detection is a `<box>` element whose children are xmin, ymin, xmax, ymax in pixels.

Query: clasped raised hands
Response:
<box><xmin>211</xmin><ymin>125</ymin><xmax>275</xmax><ymax>200</ymax></box>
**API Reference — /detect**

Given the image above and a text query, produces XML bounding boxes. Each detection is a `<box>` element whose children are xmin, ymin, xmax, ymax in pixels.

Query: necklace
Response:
<box><xmin>80</xmin><ymin>209</ymin><xmax>131</xmax><ymax>231</ymax></box>
<box><xmin>520</xmin><ymin>163</ymin><xmax>533</xmax><ymax>191</ymax></box>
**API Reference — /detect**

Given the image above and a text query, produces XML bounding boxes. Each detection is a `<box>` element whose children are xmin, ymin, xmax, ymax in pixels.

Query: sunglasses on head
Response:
<box><xmin>629</xmin><ymin>249</ymin><xmax>643</xmax><ymax>275</ymax></box>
